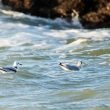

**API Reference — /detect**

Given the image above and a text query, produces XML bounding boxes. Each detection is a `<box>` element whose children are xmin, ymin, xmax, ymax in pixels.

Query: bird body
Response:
<box><xmin>59</xmin><ymin>61</ymin><xmax>82</xmax><ymax>71</ymax></box>
<box><xmin>0</xmin><ymin>61</ymin><xmax>22</xmax><ymax>73</ymax></box>
<box><xmin>0</xmin><ymin>66</ymin><xmax>17</xmax><ymax>72</ymax></box>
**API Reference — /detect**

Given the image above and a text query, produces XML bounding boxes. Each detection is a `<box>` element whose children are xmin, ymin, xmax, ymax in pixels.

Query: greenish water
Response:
<box><xmin>0</xmin><ymin>9</ymin><xmax>110</xmax><ymax>110</ymax></box>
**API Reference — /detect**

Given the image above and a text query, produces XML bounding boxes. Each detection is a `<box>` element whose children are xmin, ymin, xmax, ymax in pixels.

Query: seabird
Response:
<box><xmin>0</xmin><ymin>61</ymin><xmax>22</xmax><ymax>73</ymax></box>
<box><xmin>59</xmin><ymin>61</ymin><xmax>82</xmax><ymax>71</ymax></box>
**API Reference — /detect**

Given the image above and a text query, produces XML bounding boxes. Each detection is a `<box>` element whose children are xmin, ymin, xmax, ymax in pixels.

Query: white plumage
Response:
<box><xmin>59</xmin><ymin>61</ymin><xmax>82</xmax><ymax>71</ymax></box>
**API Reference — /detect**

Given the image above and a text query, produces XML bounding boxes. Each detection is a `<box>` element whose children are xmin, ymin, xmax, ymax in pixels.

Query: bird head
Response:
<box><xmin>59</xmin><ymin>62</ymin><xmax>62</xmax><ymax>66</ymax></box>
<box><xmin>13</xmin><ymin>61</ymin><xmax>22</xmax><ymax>68</ymax></box>
<box><xmin>77</xmin><ymin>61</ymin><xmax>82</xmax><ymax>67</ymax></box>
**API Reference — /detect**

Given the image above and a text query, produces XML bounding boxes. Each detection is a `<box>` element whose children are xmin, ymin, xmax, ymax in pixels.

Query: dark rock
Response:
<box><xmin>1</xmin><ymin>0</ymin><xmax>84</xmax><ymax>18</ymax></box>
<box><xmin>1</xmin><ymin>0</ymin><xmax>110</xmax><ymax>29</ymax></box>
<box><xmin>80</xmin><ymin>0</ymin><xmax>110</xmax><ymax>28</ymax></box>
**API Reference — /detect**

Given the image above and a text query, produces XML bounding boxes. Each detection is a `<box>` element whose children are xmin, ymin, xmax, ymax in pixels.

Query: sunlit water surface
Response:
<box><xmin>0</xmin><ymin>8</ymin><xmax>110</xmax><ymax>110</ymax></box>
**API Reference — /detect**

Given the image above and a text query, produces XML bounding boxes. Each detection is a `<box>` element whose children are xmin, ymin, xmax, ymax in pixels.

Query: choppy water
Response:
<box><xmin>0</xmin><ymin>8</ymin><xmax>110</xmax><ymax>110</ymax></box>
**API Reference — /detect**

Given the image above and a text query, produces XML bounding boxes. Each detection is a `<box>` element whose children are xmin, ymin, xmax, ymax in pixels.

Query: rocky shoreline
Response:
<box><xmin>1</xmin><ymin>0</ymin><xmax>110</xmax><ymax>29</ymax></box>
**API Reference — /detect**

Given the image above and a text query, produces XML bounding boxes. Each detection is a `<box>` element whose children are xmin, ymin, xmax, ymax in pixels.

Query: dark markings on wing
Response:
<box><xmin>66</xmin><ymin>64</ymin><xmax>80</xmax><ymax>71</ymax></box>
<box><xmin>0</xmin><ymin>67</ymin><xmax>8</xmax><ymax>72</ymax></box>
<box><xmin>1</xmin><ymin>67</ymin><xmax>17</xmax><ymax>72</ymax></box>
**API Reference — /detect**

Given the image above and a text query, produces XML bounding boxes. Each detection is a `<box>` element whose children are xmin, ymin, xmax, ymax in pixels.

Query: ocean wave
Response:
<box><xmin>55</xmin><ymin>38</ymin><xmax>87</xmax><ymax>52</ymax></box>
<box><xmin>0</xmin><ymin>33</ymin><xmax>32</xmax><ymax>47</ymax></box>
<box><xmin>0</xmin><ymin>8</ymin><xmax>82</xmax><ymax>29</ymax></box>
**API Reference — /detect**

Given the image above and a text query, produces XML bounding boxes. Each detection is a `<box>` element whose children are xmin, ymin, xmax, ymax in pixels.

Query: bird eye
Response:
<box><xmin>18</xmin><ymin>63</ymin><xmax>22</xmax><ymax>65</ymax></box>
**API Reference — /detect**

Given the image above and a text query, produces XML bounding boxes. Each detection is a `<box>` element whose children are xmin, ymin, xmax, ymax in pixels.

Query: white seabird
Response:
<box><xmin>0</xmin><ymin>61</ymin><xmax>22</xmax><ymax>73</ymax></box>
<box><xmin>59</xmin><ymin>61</ymin><xmax>82</xmax><ymax>71</ymax></box>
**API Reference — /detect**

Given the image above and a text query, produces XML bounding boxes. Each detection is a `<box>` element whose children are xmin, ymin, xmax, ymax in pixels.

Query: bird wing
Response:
<box><xmin>60</xmin><ymin>63</ymin><xmax>79</xmax><ymax>71</ymax></box>
<box><xmin>0</xmin><ymin>67</ymin><xmax>8</xmax><ymax>72</ymax></box>
<box><xmin>66</xmin><ymin>65</ymin><xmax>79</xmax><ymax>71</ymax></box>
<box><xmin>2</xmin><ymin>67</ymin><xmax>17</xmax><ymax>72</ymax></box>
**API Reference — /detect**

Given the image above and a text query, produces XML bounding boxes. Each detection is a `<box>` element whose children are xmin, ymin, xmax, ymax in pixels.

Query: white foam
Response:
<box><xmin>55</xmin><ymin>38</ymin><xmax>87</xmax><ymax>52</ymax></box>
<box><xmin>0</xmin><ymin>9</ymin><xmax>24</xmax><ymax>17</ymax></box>
<box><xmin>0</xmin><ymin>9</ymin><xmax>82</xmax><ymax>28</ymax></box>
<box><xmin>0</xmin><ymin>33</ymin><xmax>32</xmax><ymax>47</ymax></box>
<box><xmin>46</xmin><ymin>17</ymin><xmax>82</xmax><ymax>28</ymax></box>
<box><xmin>74</xmin><ymin>29</ymin><xmax>110</xmax><ymax>41</ymax></box>
<box><xmin>99</xmin><ymin>62</ymin><xmax>108</xmax><ymax>65</ymax></box>
<box><xmin>49</xmin><ymin>29</ymin><xmax>110</xmax><ymax>41</ymax></box>
<box><xmin>0</xmin><ymin>38</ymin><xmax>11</xmax><ymax>47</ymax></box>
<box><xmin>43</xmin><ymin>30</ymin><xmax>70</xmax><ymax>38</ymax></box>
<box><xmin>0</xmin><ymin>21</ymin><xmax>29</xmax><ymax>31</ymax></box>
<box><xmin>71</xmin><ymin>17</ymin><xmax>82</xmax><ymax>28</ymax></box>
<box><xmin>32</xmin><ymin>42</ymin><xmax>50</xmax><ymax>50</ymax></box>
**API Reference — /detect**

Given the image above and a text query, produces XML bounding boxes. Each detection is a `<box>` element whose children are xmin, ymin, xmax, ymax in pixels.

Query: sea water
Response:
<box><xmin>0</xmin><ymin>7</ymin><xmax>110</xmax><ymax>110</ymax></box>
